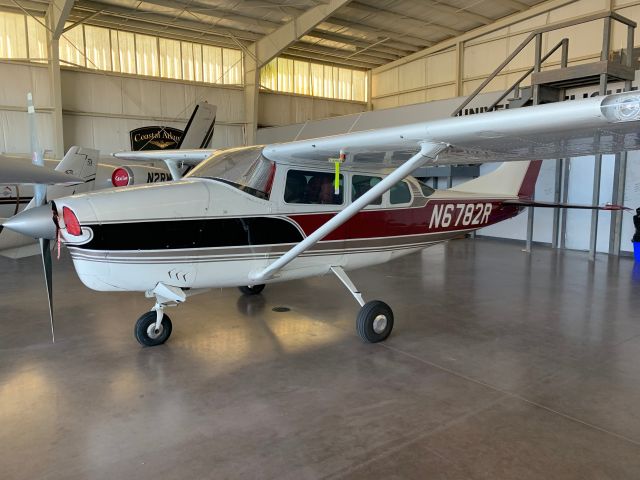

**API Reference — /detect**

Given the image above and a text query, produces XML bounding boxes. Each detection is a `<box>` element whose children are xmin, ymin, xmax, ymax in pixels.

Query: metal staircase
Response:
<box><xmin>450</xmin><ymin>10</ymin><xmax>637</xmax><ymax>259</ymax></box>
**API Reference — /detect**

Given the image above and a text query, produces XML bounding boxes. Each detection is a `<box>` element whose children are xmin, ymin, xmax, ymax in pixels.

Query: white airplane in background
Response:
<box><xmin>4</xmin><ymin>92</ymin><xmax>638</xmax><ymax>347</ymax></box>
<box><xmin>0</xmin><ymin>101</ymin><xmax>217</xmax><ymax>259</ymax></box>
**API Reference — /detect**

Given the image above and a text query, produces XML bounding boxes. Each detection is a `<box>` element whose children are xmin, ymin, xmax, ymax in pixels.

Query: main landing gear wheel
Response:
<box><xmin>238</xmin><ymin>284</ymin><xmax>265</xmax><ymax>295</ymax></box>
<box><xmin>135</xmin><ymin>311</ymin><xmax>173</xmax><ymax>347</ymax></box>
<box><xmin>356</xmin><ymin>300</ymin><xmax>394</xmax><ymax>343</ymax></box>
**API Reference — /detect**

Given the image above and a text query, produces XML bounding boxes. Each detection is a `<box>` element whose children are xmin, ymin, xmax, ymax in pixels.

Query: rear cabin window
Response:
<box><xmin>390</xmin><ymin>181</ymin><xmax>412</xmax><ymax>204</ymax></box>
<box><xmin>417</xmin><ymin>180</ymin><xmax>435</xmax><ymax>197</ymax></box>
<box><xmin>352</xmin><ymin>175</ymin><xmax>382</xmax><ymax>205</ymax></box>
<box><xmin>285</xmin><ymin>169</ymin><xmax>344</xmax><ymax>205</ymax></box>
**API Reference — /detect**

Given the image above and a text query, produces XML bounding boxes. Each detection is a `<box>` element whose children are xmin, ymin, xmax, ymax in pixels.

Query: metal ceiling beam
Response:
<box><xmin>68</xmin><ymin>14</ymin><xmax>242</xmax><ymax>48</ymax></box>
<box><xmin>345</xmin><ymin>1</ymin><xmax>463</xmax><ymax>38</ymax></box>
<box><xmin>0</xmin><ymin>0</ymin><xmax>47</xmax><ymax>14</ymax></box>
<box><xmin>245</xmin><ymin>0</ymin><xmax>353</xmax><ymax>145</ymax></box>
<box><xmin>47</xmin><ymin>0</ymin><xmax>75</xmax><ymax>39</ymax></box>
<box><xmin>138</xmin><ymin>0</ymin><xmax>278</xmax><ymax>34</ymax></box>
<box><xmin>251</xmin><ymin>0</ymin><xmax>430</xmax><ymax>49</ymax></box>
<box><xmin>252</xmin><ymin>0</ymin><xmax>352</xmax><ymax>67</ymax></box>
<box><xmin>287</xmin><ymin>43</ymin><xmax>384</xmax><ymax>67</ymax></box>
<box><xmin>300</xmin><ymin>44</ymin><xmax>397</xmax><ymax>64</ymax></box>
<box><xmin>491</xmin><ymin>0</ymin><xmax>529</xmax><ymax>12</ymax></box>
<box><xmin>301</xmin><ymin>30</ymin><xmax>407</xmax><ymax>59</ymax></box>
<box><xmin>280</xmin><ymin>50</ymin><xmax>379</xmax><ymax>69</ymax></box>
<box><xmin>325</xmin><ymin>16</ymin><xmax>432</xmax><ymax>48</ymax></box>
<box><xmin>75</xmin><ymin>1</ymin><xmax>260</xmax><ymax>42</ymax></box>
<box><xmin>404</xmin><ymin>0</ymin><xmax>493</xmax><ymax>25</ymax></box>
<box><xmin>69</xmin><ymin>10</ymin><xmax>383</xmax><ymax>69</ymax></box>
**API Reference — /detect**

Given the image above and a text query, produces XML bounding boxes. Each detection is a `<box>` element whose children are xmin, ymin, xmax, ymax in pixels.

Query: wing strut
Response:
<box><xmin>249</xmin><ymin>141</ymin><xmax>448</xmax><ymax>283</ymax></box>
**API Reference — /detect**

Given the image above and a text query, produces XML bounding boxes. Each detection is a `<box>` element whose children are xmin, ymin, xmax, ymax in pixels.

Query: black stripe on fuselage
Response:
<box><xmin>0</xmin><ymin>197</ymin><xmax>33</xmax><ymax>205</ymax></box>
<box><xmin>76</xmin><ymin>217</ymin><xmax>304</xmax><ymax>250</ymax></box>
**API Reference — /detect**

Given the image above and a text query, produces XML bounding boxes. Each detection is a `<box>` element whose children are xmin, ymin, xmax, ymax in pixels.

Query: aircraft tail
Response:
<box><xmin>54</xmin><ymin>146</ymin><xmax>99</xmax><ymax>180</ymax></box>
<box><xmin>449</xmin><ymin>160</ymin><xmax>542</xmax><ymax>199</ymax></box>
<box><xmin>46</xmin><ymin>146</ymin><xmax>99</xmax><ymax>198</ymax></box>
<box><xmin>177</xmin><ymin>102</ymin><xmax>217</xmax><ymax>149</ymax></box>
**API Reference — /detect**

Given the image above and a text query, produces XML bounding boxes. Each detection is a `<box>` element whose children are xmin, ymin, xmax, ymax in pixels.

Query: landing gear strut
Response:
<box><xmin>135</xmin><ymin>283</ymin><xmax>187</xmax><ymax>347</ymax></box>
<box><xmin>331</xmin><ymin>266</ymin><xmax>394</xmax><ymax>343</ymax></box>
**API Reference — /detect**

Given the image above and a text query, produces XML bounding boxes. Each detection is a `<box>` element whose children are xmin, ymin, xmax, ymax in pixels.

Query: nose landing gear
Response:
<box><xmin>135</xmin><ymin>311</ymin><xmax>173</xmax><ymax>346</ymax></box>
<box><xmin>134</xmin><ymin>283</ymin><xmax>187</xmax><ymax>347</ymax></box>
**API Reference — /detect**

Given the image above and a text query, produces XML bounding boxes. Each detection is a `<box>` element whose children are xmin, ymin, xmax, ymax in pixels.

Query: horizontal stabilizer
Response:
<box><xmin>112</xmin><ymin>149</ymin><xmax>216</xmax><ymax>165</ymax></box>
<box><xmin>503</xmin><ymin>199</ymin><xmax>630</xmax><ymax>211</ymax></box>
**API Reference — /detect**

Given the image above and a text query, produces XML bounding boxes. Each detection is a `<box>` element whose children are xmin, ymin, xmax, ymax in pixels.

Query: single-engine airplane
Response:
<box><xmin>4</xmin><ymin>92</ymin><xmax>640</xmax><ymax>346</ymax></box>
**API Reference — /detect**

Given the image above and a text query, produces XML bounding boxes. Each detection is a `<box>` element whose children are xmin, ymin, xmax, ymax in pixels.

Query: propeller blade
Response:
<box><xmin>27</xmin><ymin>92</ymin><xmax>47</xmax><ymax>207</ymax></box>
<box><xmin>40</xmin><ymin>237</ymin><xmax>55</xmax><ymax>343</ymax></box>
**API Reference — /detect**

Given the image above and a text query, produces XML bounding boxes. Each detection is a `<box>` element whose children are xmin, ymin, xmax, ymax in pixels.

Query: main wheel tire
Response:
<box><xmin>356</xmin><ymin>300</ymin><xmax>394</xmax><ymax>343</ymax></box>
<box><xmin>238</xmin><ymin>284</ymin><xmax>265</xmax><ymax>295</ymax></box>
<box><xmin>134</xmin><ymin>311</ymin><xmax>173</xmax><ymax>347</ymax></box>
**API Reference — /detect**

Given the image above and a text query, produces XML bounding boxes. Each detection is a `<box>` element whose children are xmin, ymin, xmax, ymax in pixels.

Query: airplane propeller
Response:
<box><xmin>27</xmin><ymin>92</ymin><xmax>55</xmax><ymax>342</ymax></box>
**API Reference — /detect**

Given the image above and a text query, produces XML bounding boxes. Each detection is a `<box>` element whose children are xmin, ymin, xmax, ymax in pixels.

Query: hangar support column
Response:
<box><xmin>243</xmin><ymin>0</ymin><xmax>352</xmax><ymax>145</ymax></box>
<box><xmin>45</xmin><ymin>0</ymin><xmax>74</xmax><ymax>158</ymax></box>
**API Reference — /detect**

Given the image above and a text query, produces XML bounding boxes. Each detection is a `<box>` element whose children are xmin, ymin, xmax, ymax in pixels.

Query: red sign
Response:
<box><xmin>112</xmin><ymin>167</ymin><xmax>132</xmax><ymax>187</ymax></box>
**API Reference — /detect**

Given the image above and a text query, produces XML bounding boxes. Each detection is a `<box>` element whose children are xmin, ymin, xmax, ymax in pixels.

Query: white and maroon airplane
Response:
<box><xmin>4</xmin><ymin>92</ymin><xmax>639</xmax><ymax>347</ymax></box>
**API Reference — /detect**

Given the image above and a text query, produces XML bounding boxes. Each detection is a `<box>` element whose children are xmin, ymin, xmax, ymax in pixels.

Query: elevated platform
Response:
<box><xmin>532</xmin><ymin>60</ymin><xmax>635</xmax><ymax>89</ymax></box>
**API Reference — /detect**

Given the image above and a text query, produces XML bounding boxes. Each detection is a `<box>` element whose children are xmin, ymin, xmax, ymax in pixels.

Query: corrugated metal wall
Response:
<box><xmin>0</xmin><ymin>61</ymin><xmax>366</xmax><ymax>156</ymax></box>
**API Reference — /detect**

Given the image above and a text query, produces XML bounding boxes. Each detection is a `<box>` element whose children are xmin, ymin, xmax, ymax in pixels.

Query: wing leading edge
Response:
<box><xmin>262</xmin><ymin>92</ymin><xmax>640</xmax><ymax>166</ymax></box>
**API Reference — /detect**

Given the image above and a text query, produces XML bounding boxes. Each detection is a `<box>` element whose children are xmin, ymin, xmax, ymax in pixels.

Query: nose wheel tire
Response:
<box><xmin>135</xmin><ymin>311</ymin><xmax>173</xmax><ymax>347</ymax></box>
<box><xmin>238</xmin><ymin>284</ymin><xmax>265</xmax><ymax>295</ymax></box>
<box><xmin>356</xmin><ymin>300</ymin><xmax>394</xmax><ymax>343</ymax></box>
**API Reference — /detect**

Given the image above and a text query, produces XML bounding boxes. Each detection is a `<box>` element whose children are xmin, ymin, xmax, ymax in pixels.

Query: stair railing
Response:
<box><xmin>451</xmin><ymin>11</ymin><xmax>636</xmax><ymax>117</ymax></box>
<box><xmin>485</xmin><ymin>38</ymin><xmax>569</xmax><ymax>112</ymax></box>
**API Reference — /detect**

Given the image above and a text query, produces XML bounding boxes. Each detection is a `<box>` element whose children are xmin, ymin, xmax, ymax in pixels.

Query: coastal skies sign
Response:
<box><xmin>129</xmin><ymin>126</ymin><xmax>184</xmax><ymax>151</ymax></box>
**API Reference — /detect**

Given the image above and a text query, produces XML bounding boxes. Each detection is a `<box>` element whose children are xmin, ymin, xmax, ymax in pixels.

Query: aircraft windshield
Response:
<box><xmin>187</xmin><ymin>146</ymin><xmax>275</xmax><ymax>200</ymax></box>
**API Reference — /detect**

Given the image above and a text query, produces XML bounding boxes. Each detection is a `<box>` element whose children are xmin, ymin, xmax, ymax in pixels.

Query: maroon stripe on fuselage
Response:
<box><xmin>288</xmin><ymin>199</ymin><xmax>521</xmax><ymax>240</ymax></box>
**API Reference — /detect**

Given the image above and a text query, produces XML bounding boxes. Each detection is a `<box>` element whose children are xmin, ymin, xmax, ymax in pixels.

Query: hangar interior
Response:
<box><xmin>3</xmin><ymin>0</ymin><xmax>640</xmax><ymax>478</ymax></box>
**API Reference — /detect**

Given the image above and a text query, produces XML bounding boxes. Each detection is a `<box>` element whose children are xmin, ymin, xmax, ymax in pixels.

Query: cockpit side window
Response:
<box><xmin>352</xmin><ymin>175</ymin><xmax>382</xmax><ymax>205</ymax></box>
<box><xmin>390</xmin><ymin>181</ymin><xmax>412</xmax><ymax>205</ymax></box>
<box><xmin>284</xmin><ymin>169</ymin><xmax>343</xmax><ymax>205</ymax></box>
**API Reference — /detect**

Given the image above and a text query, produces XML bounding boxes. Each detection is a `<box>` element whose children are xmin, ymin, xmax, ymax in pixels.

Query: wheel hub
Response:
<box><xmin>372</xmin><ymin>314</ymin><xmax>387</xmax><ymax>334</ymax></box>
<box><xmin>147</xmin><ymin>323</ymin><xmax>164</xmax><ymax>339</ymax></box>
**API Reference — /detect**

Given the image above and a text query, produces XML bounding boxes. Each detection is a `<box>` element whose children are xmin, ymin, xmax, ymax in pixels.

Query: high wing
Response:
<box><xmin>262</xmin><ymin>92</ymin><xmax>640</xmax><ymax>165</ymax></box>
<box><xmin>112</xmin><ymin>149</ymin><xmax>216</xmax><ymax>165</ymax></box>
<box><xmin>0</xmin><ymin>154</ymin><xmax>83</xmax><ymax>185</ymax></box>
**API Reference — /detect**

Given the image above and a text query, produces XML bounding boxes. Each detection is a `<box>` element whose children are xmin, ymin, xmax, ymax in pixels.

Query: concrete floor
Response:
<box><xmin>2</xmin><ymin>238</ymin><xmax>640</xmax><ymax>479</ymax></box>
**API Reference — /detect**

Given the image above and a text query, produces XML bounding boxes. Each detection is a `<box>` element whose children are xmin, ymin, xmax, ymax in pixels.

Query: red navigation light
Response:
<box><xmin>112</xmin><ymin>167</ymin><xmax>131</xmax><ymax>187</ymax></box>
<box><xmin>62</xmin><ymin>206</ymin><xmax>82</xmax><ymax>236</ymax></box>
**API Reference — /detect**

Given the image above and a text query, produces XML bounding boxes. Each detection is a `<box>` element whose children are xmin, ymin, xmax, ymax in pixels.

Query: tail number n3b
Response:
<box><xmin>429</xmin><ymin>203</ymin><xmax>492</xmax><ymax>229</ymax></box>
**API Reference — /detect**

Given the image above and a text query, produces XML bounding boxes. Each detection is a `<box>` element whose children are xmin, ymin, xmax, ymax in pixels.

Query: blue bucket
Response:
<box><xmin>634</xmin><ymin>242</ymin><xmax>640</xmax><ymax>262</ymax></box>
